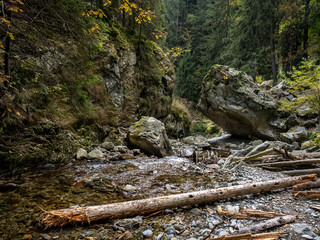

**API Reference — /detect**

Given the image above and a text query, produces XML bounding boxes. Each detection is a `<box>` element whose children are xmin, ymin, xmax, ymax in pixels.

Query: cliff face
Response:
<box><xmin>0</xmin><ymin>2</ymin><xmax>175</xmax><ymax>171</ymax></box>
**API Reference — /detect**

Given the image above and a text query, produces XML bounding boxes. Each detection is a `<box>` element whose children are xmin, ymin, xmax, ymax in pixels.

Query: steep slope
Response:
<box><xmin>0</xmin><ymin>0</ymin><xmax>174</xmax><ymax>172</ymax></box>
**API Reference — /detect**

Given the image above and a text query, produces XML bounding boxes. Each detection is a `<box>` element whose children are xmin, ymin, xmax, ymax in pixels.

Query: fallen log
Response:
<box><xmin>40</xmin><ymin>174</ymin><xmax>315</xmax><ymax>228</ymax></box>
<box><xmin>281</xmin><ymin>168</ymin><xmax>320</xmax><ymax>176</ymax></box>
<box><xmin>216</xmin><ymin>206</ymin><xmax>286</xmax><ymax>219</ymax></box>
<box><xmin>238</xmin><ymin>215</ymin><xmax>296</xmax><ymax>234</ymax></box>
<box><xmin>310</xmin><ymin>206</ymin><xmax>320</xmax><ymax>211</ymax></box>
<box><xmin>292</xmin><ymin>190</ymin><xmax>320</xmax><ymax>199</ymax></box>
<box><xmin>254</xmin><ymin>159</ymin><xmax>320</xmax><ymax>168</ymax></box>
<box><xmin>209</xmin><ymin>231</ymin><xmax>284</xmax><ymax>240</ymax></box>
<box><xmin>293</xmin><ymin>178</ymin><xmax>320</xmax><ymax>190</ymax></box>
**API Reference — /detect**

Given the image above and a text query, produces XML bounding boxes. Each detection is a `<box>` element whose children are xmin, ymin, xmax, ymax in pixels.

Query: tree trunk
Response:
<box><xmin>41</xmin><ymin>174</ymin><xmax>316</xmax><ymax>228</ymax></box>
<box><xmin>270</xmin><ymin>0</ymin><xmax>278</xmax><ymax>84</ymax></box>
<box><xmin>4</xmin><ymin>11</ymin><xmax>12</xmax><ymax>82</ymax></box>
<box><xmin>303</xmin><ymin>0</ymin><xmax>310</xmax><ymax>59</ymax></box>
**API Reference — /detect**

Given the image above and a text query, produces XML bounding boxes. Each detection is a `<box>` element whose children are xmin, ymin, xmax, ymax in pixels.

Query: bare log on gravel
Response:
<box><xmin>254</xmin><ymin>159</ymin><xmax>320</xmax><ymax>168</ymax></box>
<box><xmin>216</xmin><ymin>206</ymin><xmax>286</xmax><ymax>219</ymax></box>
<box><xmin>292</xmin><ymin>190</ymin><xmax>320</xmax><ymax>199</ymax></box>
<box><xmin>238</xmin><ymin>215</ymin><xmax>296</xmax><ymax>234</ymax></box>
<box><xmin>40</xmin><ymin>175</ymin><xmax>315</xmax><ymax>228</ymax></box>
<box><xmin>281</xmin><ymin>168</ymin><xmax>320</xmax><ymax>176</ymax></box>
<box><xmin>293</xmin><ymin>178</ymin><xmax>320</xmax><ymax>190</ymax></box>
<box><xmin>209</xmin><ymin>231</ymin><xmax>284</xmax><ymax>240</ymax></box>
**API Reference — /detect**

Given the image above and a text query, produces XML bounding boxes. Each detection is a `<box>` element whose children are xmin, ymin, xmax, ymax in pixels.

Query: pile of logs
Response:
<box><xmin>229</xmin><ymin>147</ymin><xmax>320</xmax><ymax>176</ymax></box>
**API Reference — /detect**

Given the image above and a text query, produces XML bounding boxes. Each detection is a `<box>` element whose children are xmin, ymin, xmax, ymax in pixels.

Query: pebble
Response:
<box><xmin>217</xmin><ymin>159</ymin><xmax>225</xmax><ymax>165</ymax></box>
<box><xmin>142</xmin><ymin>229</ymin><xmax>153</xmax><ymax>238</ymax></box>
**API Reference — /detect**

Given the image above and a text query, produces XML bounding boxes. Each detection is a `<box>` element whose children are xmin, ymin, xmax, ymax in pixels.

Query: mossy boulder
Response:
<box><xmin>198</xmin><ymin>65</ymin><xmax>287</xmax><ymax>140</ymax></box>
<box><xmin>127</xmin><ymin>116</ymin><xmax>172</xmax><ymax>157</ymax></box>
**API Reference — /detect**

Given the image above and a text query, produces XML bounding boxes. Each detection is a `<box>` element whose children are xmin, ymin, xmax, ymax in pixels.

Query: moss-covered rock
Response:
<box><xmin>127</xmin><ymin>116</ymin><xmax>172</xmax><ymax>157</ymax></box>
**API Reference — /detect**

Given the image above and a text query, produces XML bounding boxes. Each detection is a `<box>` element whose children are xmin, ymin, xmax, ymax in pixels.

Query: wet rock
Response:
<box><xmin>165</xmin><ymin>225</ymin><xmax>176</xmax><ymax>234</ymax></box>
<box><xmin>76</xmin><ymin>148</ymin><xmax>87</xmax><ymax>160</ymax></box>
<box><xmin>116</xmin><ymin>217</ymin><xmax>142</xmax><ymax>230</ymax></box>
<box><xmin>88</xmin><ymin>149</ymin><xmax>104</xmax><ymax>159</ymax></box>
<box><xmin>101</xmin><ymin>141</ymin><xmax>114</xmax><ymax>150</ymax></box>
<box><xmin>280</xmin><ymin>126</ymin><xmax>308</xmax><ymax>143</ymax></box>
<box><xmin>142</xmin><ymin>229</ymin><xmax>153</xmax><ymax>238</ymax></box>
<box><xmin>217</xmin><ymin>159</ymin><xmax>225</xmax><ymax>165</ymax></box>
<box><xmin>198</xmin><ymin>65</ymin><xmax>285</xmax><ymax>140</ymax></box>
<box><xmin>179</xmin><ymin>148</ymin><xmax>195</xmax><ymax>158</ymax></box>
<box><xmin>123</xmin><ymin>184</ymin><xmax>136</xmax><ymax>192</ymax></box>
<box><xmin>182</xmin><ymin>136</ymin><xmax>210</xmax><ymax>149</ymax></box>
<box><xmin>117</xmin><ymin>145</ymin><xmax>129</xmax><ymax>153</ymax></box>
<box><xmin>128</xmin><ymin>116</ymin><xmax>172</xmax><ymax>157</ymax></box>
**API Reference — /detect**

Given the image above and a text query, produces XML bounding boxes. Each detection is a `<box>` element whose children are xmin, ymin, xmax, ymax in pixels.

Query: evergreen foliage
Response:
<box><xmin>165</xmin><ymin>0</ymin><xmax>320</xmax><ymax>102</ymax></box>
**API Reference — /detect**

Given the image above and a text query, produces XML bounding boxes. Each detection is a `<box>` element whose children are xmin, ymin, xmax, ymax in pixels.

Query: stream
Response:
<box><xmin>1</xmin><ymin>154</ymin><xmax>320</xmax><ymax>239</ymax></box>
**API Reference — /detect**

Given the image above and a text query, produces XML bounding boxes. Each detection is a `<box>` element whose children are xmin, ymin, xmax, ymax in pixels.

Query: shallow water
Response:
<box><xmin>0</xmin><ymin>156</ymin><xmax>216</xmax><ymax>239</ymax></box>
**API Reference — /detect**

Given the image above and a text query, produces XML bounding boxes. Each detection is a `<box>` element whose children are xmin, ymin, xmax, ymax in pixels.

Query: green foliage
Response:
<box><xmin>279</xmin><ymin>59</ymin><xmax>320</xmax><ymax>115</ymax></box>
<box><xmin>191</xmin><ymin>117</ymin><xmax>221</xmax><ymax>137</ymax></box>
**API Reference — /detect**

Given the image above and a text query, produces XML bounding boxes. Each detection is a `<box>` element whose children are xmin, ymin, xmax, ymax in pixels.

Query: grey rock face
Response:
<box><xmin>128</xmin><ymin>116</ymin><xmax>172</xmax><ymax>157</ymax></box>
<box><xmin>102</xmin><ymin>42</ymin><xmax>175</xmax><ymax>120</ymax></box>
<box><xmin>280</xmin><ymin>126</ymin><xmax>308</xmax><ymax>143</ymax></box>
<box><xmin>198</xmin><ymin>65</ymin><xmax>286</xmax><ymax>140</ymax></box>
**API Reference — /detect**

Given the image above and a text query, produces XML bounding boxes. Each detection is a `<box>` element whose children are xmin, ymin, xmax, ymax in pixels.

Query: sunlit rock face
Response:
<box><xmin>198</xmin><ymin>65</ymin><xmax>287</xmax><ymax>140</ymax></box>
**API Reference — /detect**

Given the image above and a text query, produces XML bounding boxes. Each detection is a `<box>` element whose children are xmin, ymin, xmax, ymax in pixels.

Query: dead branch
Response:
<box><xmin>293</xmin><ymin>178</ymin><xmax>320</xmax><ymax>190</ymax></box>
<box><xmin>216</xmin><ymin>207</ymin><xmax>286</xmax><ymax>219</ymax></box>
<box><xmin>254</xmin><ymin>159</ymin><xmax>320</xmax><ymax>168</ymax></box>
<box><xmin>238</xmin><ymin>215</ymin><xmax>296</xmax><ymax>234</ymax></box>
<box><xmin>292</xmin><ymin>190</ymin><xmax>320</xmax><ymax>199</ymax></box>
<box><xmin>209</xmin><ymin>231</ymin><xmax>285</xmax><ymax>240</ymax></box>
<box><xmin>281</xmin><ymin>168</ymin><xmax>320</xmax><ymax>176</ymax></box>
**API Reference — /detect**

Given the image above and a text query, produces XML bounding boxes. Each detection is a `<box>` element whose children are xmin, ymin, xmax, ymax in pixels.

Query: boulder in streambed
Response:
<box><xmin>198</xmin><ymin>65</ymin><xmax>287</xmax><ymax>140</ymax></box>
<box><xmin>127</xmin><ymin>116</ymin><xmax>172</xmax><ymax>157</ymax></box>
<box><xmin>76</xmin><ymin>148</ymin><xmax>87</xmax><ymax>160</ymax></box>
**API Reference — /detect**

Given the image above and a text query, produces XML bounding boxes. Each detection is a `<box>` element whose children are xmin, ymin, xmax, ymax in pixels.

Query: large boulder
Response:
<box><xmin>127</xmin><ymin>117</ymin><xmax>172</xmax><ymax>157</ymax></box>
<box><xmin>198</xmin><ymin>65</ymin><xmax>287</xmax><ymax>140</ymax></box>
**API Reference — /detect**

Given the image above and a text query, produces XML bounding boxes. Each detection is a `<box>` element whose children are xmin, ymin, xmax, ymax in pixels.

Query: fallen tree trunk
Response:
<box><xmin>292</xmin><ymin>190</ymin><xmax>320</xmax><ymax>199</ymax></box>
<box><xmin>209</xmin><ymin>231</ymin><xmax>284</xmax><ymax>240</ymax></box>
<box><xmin>281</xmin><ymin>168</ymin><xmax>320</xmax><ymax>176</ymax></box>
<box><xmin>293</xmin><ymin>178</ymin><xmax>320</xmax><ymax>190</ymax></box>
<box><xmin>238</xmin><ymin>215</ymin><xmax>296</xmax><ymax>234</ymax></box>
<box><xmin>41</xmin><ymin>175</ymin><xmax>315</xmax><ymax>228</ymax></box>
<box><xmin>254</xmin><ymin>159</ymin><xmax>320</xmax><ymax>168</ymax></box>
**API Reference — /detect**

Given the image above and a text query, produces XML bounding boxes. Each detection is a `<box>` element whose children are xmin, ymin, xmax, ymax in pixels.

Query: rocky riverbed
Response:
<box><xmin>1</xmin><ymin>146</ymin><xmax>320</xmax><ymax>240</ymax></box>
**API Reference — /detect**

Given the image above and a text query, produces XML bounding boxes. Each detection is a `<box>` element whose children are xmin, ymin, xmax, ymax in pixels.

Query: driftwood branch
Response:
<box><xmin>209</xmin><ymin>231</ymin><xmax>284</xmax><ymax>240</ymax></box>
<box><xmin>292</xmin><ymin>190</ymin><xmax>320</xmax><ymax>199</ymax></box>
<box><xmin>216</xmin><ymin>206</ymin><xmax>285</xmax><ymax>219</ymax></box>
<box><xmin>40</xmin><ymin>174</ymin><xmax>315</xmax><ymax>228</ymax></box>
<box><xmin>238</xmin><ymin>215</ymin><xmax>296</xmax><ymax>234</ymax></box>
<box><xmin>254</xmin><ymin>159</ymin><xmax>320</xmax><ymax>168</ymax></box>
<box><xmin>281</xmin><ymin>168</ymin><xmax>320</xmax><ymax>176</ymax></box>
<box><xmin>293</xmin><ymin>178</ymin><xmax>320</xmax><ymax>190</ymax></box>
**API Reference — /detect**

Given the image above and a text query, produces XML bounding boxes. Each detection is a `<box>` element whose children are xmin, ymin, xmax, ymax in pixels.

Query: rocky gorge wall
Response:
<box><xmin>0</xmin><ymin>15</ymin><xmax>175</xmax><ymax>172</ymax></box>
